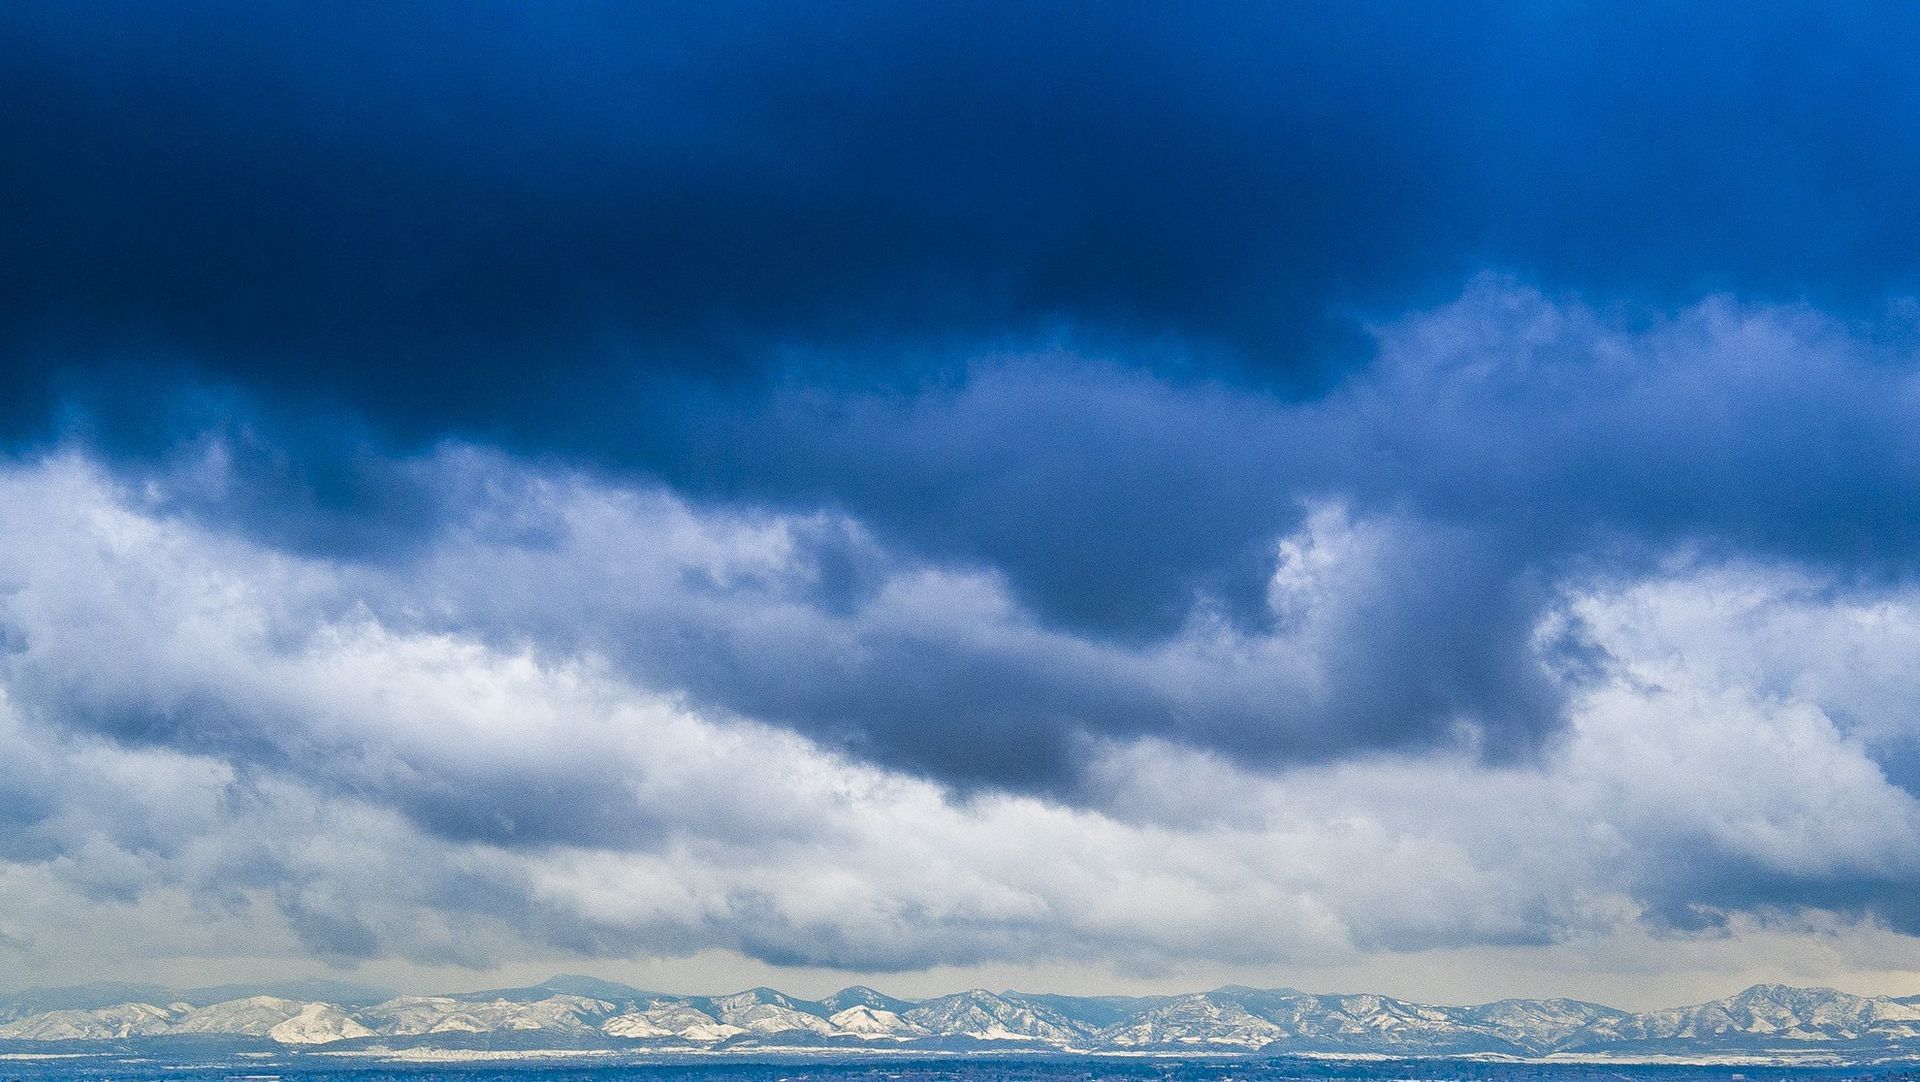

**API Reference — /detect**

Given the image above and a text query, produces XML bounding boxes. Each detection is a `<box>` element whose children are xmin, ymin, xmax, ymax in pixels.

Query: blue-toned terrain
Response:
<box><xmin>6</xmin><ymin>978</ymin><xmax>1920</xmax><ymax>1067</ymax></box>
<box><xmin>3</xmin><ymin>1054</ymin><xmax>1920</xmax><ymax>1082</ymax></box>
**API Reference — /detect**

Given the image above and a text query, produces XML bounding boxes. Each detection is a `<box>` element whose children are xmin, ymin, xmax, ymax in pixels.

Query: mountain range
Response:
<box><xmin>3</xmin><ymin>977</ymin><xmax>1918</xmax><ymax>1060</ymax></box>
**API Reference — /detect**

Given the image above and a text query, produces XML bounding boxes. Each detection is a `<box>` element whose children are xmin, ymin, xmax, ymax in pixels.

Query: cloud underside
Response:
<box><xmin>8</xmin><ymin>4</ymin><xmax>1920</xmax><ymax>406</ymax></box>
<box><xmin>3</xmin><ymin>286</ymin><xmax>1920</xmax><ymax>979</ymax></box>
<box><xmin>9</xmin><ymin>2</ymin><xmax>1920</xmax><ymax>995</ymax></box>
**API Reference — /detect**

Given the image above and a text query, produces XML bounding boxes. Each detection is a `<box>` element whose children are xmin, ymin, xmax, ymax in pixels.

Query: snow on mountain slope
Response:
<box><xmin>827</xmin><ymin>1004</ymin><xmax>927</xmax><ymax>1039</ymax></box>
<box><xmin>1451</xmin><ymin>997</ymin><xmax>1628</xmax><ymax>1053</ymax></box>
<box><xmin>1099</xmin><ymin>992</ymin><xmax>1287</xmax><ymax>1048</ymax></box>
<box><xmin>352</xmin><ymin>993</ymin><xmax>613</xmax><ymax>1036</ymax></box>
<box><xmin>0</xmin><ymin>986</ymin><xmax>175</xmax><ymax>1022</ymax></box>
<box><xmin>1567</xmin><ymin>984</ymin><xmax>1920</xmax><ymax>1048</ymax></box>
<box><xmin>168</xmin><ymin>996</ymin><xmax>305</xmax><ymax>1036</ymax></box>
<box><xmin>820</xmin><ymin>985</ymin><xmax>916</xmax><ymax>1016</ymax></box>
<box><xmin>4</xmin><ymin>980</ymin><xmax>1920</xmax><ymax>1055</ymax></box>
<box><xmin>603</xmin><ymin>993</ymin><xmax>920</xmax><ymax>1042</ymax></box>
<box><xmin>267</xmin><ymin>1003</ymin><xmax>375</xmax><ymax>1044</ymax></box>
<box><xmin>1305</xmin><ymin>992</ymin><xmax>1456</xmax><ymax>1039</ymax></box>
<box><xmin>348</xmin><ymin>996</ymin><xmax>467</xmax><ymax>1036</ymax></box>
<box><xmin>600</xmin><ymin>1002</ymin><xmax>744</xmax><ymax>1042</ymax></box>
<box><xmin>485</xmin><ymin>994</ymin><xmax>617</xmax><ymax>1033</ymax></box>
<box><xmin>701</xmin><ymin>988</ymin><xmax>837</xmax><ymax>1035</ymax></box>
<box><xmin>1204</xmin><ymin>989</ymin><xmax>1487</xmax><ymax>1051</ymax></box>
<box><xmin>0</xmin><ymin>1001</ymin><xmax>181</xmax><ymax>1040</ymax></box>
<box><xmin>714</xmin><ymin>1003</ymin><xmax>835</xmax><ymax>1035</ymax></box>
<box><xmin>1096</xmin><ymin>988</ymin><xmax>1610</xmax><ymax>1054</ymax></box>
<box><xmin>902</xmin><ymin>990</ymin><xmax>1091</xmax><ymax>1043</ymax></box>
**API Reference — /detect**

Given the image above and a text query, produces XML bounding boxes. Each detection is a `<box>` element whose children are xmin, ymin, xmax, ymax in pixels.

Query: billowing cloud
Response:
<box><xmin>3</xmin><ymin>348</ymin><xmax>1920</xmax><ymax>984</ymax></box>
<box><xmin>13</xmin><ymin>283</ymin><xmax>1903</xmax><ymax>802</ymax></box>
<box><xmin>4</xmin><ymin>0</ymin><xmax>1920</xmax><ymax>992</ymax></box>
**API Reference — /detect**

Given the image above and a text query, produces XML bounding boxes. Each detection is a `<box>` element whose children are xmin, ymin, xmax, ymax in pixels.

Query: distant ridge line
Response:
<box><xmin>5</xmin><ymin>976</ymin><xmax>1920</xmax><ymax>1060</ymax></box>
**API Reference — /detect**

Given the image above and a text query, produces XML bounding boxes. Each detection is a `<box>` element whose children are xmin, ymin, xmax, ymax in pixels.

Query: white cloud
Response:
<box><xmin>1</xmin><ymin>448</ymin><xmax>1919</xmax><ymax>998</ymax></box>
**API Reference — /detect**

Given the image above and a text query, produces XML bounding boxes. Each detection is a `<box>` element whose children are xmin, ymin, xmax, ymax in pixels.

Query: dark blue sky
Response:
<box><xmin>10</xmin><ymin>0</ymin><xmax>1920</xmax><ymax>769</ymax></box>
<box><xmin>9</xmin><ymin>1</ymin><xmax>1920</xmax><ymax>420</ymax></box>
<box><xmin>4</xmin><ymin>1</ymin><xmax>1920</xmax><ymax>997</ymax></box>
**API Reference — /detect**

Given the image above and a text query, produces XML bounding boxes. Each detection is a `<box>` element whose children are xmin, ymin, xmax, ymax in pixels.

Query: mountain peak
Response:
<box><xmin>831</xmin><ymin>985</ymin><xmax>885</xmax><ymax>998</ymax></box>
<box><xmin>708</xmin><ymin>986</ymin><xmax>806</xmax><ymax>1011</ymax></box>
<box><xmin>537</xmin><ymin>974</ymin><xmax>649</xmax><ymax>1000</ymax></box>
<box><xmin>1725</xmin><ymin>982</ymin><xmax>1850</xmax><ymax>1005</ymax></box>
<box><xmin>6</xmin><ymin>978</ymin><xmax>1920</xmax><ymax>1058</ymax></box>
<box><xmin>821</xmin><ymin>985</ymin><xmax>910</xmax><ymax>1013</ymax></box>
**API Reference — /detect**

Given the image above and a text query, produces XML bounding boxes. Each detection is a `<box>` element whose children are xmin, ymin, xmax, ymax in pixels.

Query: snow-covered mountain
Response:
<box><xmin>1450</xmin><ymin>996</ymin><xmax>1628</xmax><ymax>1050</ymax></box>
<box><xmin>1563</xmin><ymin>983</ymin><xmax>1920</xmax><ymax>1051</ymax></box>
<box><xmin>267</xmin><ymin>1003</ymin><xmax>376</xmax><ymax>1045</ymax></box>
<box><xmin>602</xmin><ymin>1001</ymin><xmax>744</xmax><ymax>1043</ymax></box>
<box><xmin>0</xmin><ymin>1001</ymin><xmax>184</xmax><ymax>1040</ymax></box>
<box><xmin>165</xmin><ymin>996</ymin><xmax>306</xmax><ymax>1037</ymax></box>
<box><xmin>901</xmin><ymin>989</ymin><xmax>1093</xmax><ymax>1045</ymax></box>
<box><xmin>818</xmin><ymin>984</ymin><xmax>916</xmax><ymax>1015</ymax></box>
<box><xmin>699</xmin><ymin>987</ymin><xmax>838</xmax><ymax>1037</ymax></box>
<box><xmin>3</xmin><ymin>977</ymin><xmax>1917</xmax><ymax>1059</ymax></box>
<box><xmin>1101</xmin><ymin>991</ymin><xmax>1288</xmax><ymax>1048</ymax></box>
<box><xmin>1241</xmin><ymin>989</ymin><xmax>1492</xmax><ymax>1052</ymax></box>
<box><xmin>0</xmin><ymin>980</ymin><xmax>388</xmax><ymax>1022</ymax></box>
<box><xmin>825</xmin><ymin>1003</ymin><xmax>927</xmax><ymax>1039</ymax></box>
<box><xmin>351</xmin><ymin>992</ymin><xmax>615</xmax><ymax>1037</ymax></box>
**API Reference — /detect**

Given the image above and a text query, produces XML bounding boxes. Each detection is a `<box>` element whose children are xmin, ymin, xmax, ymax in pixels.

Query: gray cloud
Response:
<box><xmin>8</xmin><ymin>3</ymin><xmax>1920</xmax><ymax>991</ymax></box>
<box><xmin>344</xmin><ymin>284</ymin><xmax>1920</xmax><ymax>793</ymax></box>
<box><xmin>5</xmin><ymin>538</ymin><xmax>1919</xmax><ymax>978</ymax></box>
<box><xmin>6</xmin><ymin>284</ymin><xmax>1913</xmax><ymax>809</ymax></box>
<box><xmin>12</xmin><ymin>284</ymin><xmax>1920</xmax><ymax>801</ymax></box>
<box><xmin>4</xmin><ymin>285</ymin><xmax>1920</xmax><ymax>984</ymax></box>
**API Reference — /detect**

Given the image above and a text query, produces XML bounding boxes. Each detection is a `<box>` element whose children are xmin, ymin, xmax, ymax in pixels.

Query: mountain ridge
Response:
<box><xmin>3</xmin><ymin>978</ymin><xmax>1917</xmax><ymax>1060</ymax></box>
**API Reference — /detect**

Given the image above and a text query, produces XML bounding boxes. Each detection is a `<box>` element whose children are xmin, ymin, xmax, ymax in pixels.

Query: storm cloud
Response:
<box><xmin>24</xmin><ymin>283</ymin><xmax>1909</xmax><ymax>796</ymax></box>
<box><xmin>4</xmin><ymin>1</ymin><xmax>1920</xmax><ymax>997</ymax></box>
<box><xmin>9</xmin><ymin>2</ymin><xmax>1920</xmax><ymax>425</ymax></box>
<box><xmin>3</xmin><ymin>446</ymin><xmax>1920</xmax><ymax>984</ymax></box>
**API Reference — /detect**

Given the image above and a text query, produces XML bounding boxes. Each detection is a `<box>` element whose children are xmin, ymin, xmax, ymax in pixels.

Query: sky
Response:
<box><xmin>3</xmin><ymin>0</ymin><xmax>1920</xmax><ymax>1011</ymax></box>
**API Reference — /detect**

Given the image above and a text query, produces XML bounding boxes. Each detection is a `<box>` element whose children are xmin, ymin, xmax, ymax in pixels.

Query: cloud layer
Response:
<box><xmin>3</xmin><ymin>286</ymin><xmax>1920</xmax><ymax>989</ymax></box>
<box><xmin>8</xmin><ymin>3</ymin><xmax>1920</xmax><ymax>435</ymax></box>
<box><xmin>5</xmin><ymin>4</ymin><xmax>1920</xmax><ymax>994</ymax></box>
